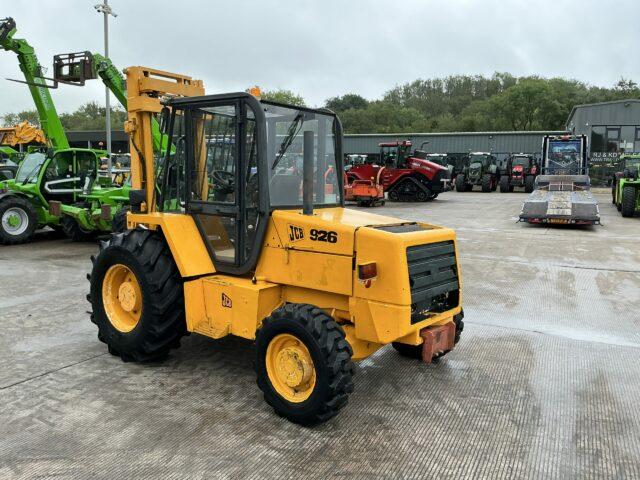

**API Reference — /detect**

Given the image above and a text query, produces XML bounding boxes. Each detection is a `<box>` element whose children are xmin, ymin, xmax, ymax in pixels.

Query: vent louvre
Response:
<box><xmin>407</xmin><ymin>241</ymin><xmax>459</xmax><ymax>323</ymax></box>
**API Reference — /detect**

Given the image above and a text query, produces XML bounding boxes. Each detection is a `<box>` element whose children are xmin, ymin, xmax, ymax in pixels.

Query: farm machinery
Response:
<box><xmin>87</xmin><ymin>66</ymin><xmax>464</xmax><ymax>425</ymax></box>
<box><xmin>519</xmin><ymin>134</ymin><xmax>600</xmax><ymax>225</ymax></box>
<box><xmin>0</xmin><ymin>121</ymin><xmax>46</xmax><ymax>151</ymax></box>
<box><xmin>0</xmin><ymin>17</ymin><xmax>124</xmax><ymax>243</ymax></box>
<box><xmin>612</xmin><ymin>153</ymin><xmax>640</xmax><ymax>217</ymax></box>
<box><xmin>455</xmin><ymin>152</ymin><xmax>499</xmax><ymax>192</ymax></box>
<box><xmin>500</xmin><ymin>153</ymin><xmax>538</xmax><ymax>193</ymax></box>
<box><xmin>346</xmin><ymin>140</ymin><xmax>450</xmax><ymax>202</ymax></box>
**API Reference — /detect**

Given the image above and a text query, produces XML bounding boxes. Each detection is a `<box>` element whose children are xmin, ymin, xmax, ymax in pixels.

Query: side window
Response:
<box><xmin>162</xmin><ymin>112</ymin><xmax>187</xmax><ymax>211</ymax></box>
<box><xmin>45</xmin><ymin>153</ymin><xmax>72</xmax><ymax>187</ymax></box>
<box><xmin>189</xmin><ymin>105</ymin><xmax>237</xmax><ymax>204</ymax></box>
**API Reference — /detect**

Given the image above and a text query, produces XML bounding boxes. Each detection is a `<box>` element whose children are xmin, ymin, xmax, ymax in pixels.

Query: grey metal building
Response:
<box><xmin>566</xmin><ymin>99</ymin><xmax>640</xmax><ymax>184</ymax></box>
<box><xmin>67</xmin><ymin>129</ymin><xmax>128</xmax><ymax>153</ymax></box>
<box><xmin>344</xmin><ymin>130</ymin><xmax>565</xmax><ymax>168</ymax></box>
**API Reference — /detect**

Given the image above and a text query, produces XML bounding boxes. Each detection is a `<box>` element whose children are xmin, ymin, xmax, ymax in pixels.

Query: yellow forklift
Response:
<box><xmin>88</xmin><ymin>67</ymin><xmax>464</xmax><ymax>424</ymax></box>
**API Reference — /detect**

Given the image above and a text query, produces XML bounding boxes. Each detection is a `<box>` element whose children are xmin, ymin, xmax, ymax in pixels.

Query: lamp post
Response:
<box><xmin>94</xmin><ymin>0</ymin><xmax>117</xmax><ymax>173</ymax></box>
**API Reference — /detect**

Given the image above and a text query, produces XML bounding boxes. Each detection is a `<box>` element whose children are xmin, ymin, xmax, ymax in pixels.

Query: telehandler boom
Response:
<box><xmin>0</xmin><ymin>17</ymin><xmax>69</xmax><ymax>150</ymax></box>
<box><xmin>88</xmin><ymin>66</ymin><xmax>464</xmax><ymax>425</ymax></box>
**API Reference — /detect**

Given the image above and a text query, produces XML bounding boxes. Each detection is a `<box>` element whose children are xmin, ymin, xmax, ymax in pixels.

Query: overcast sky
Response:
<box><xmin>2</xmin><ymin>0</ymin><xmax>639</xmax><ymax>116</ymax></box>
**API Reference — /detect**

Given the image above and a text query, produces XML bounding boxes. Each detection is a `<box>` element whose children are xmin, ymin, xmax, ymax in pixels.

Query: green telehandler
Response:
<box><xmin>0</xmin><ymin>17</ymin><xmax>129</xmax><ymax>244</ymax></box>
<box><xmin>50</xmin><ymin>50</ymin><xmax>169</xmax><ymax>234</ymax></box>
<box><xmin>612</xmin><ymin>153</ymin><xmax>640</xmax><ymax>217</ymax></box>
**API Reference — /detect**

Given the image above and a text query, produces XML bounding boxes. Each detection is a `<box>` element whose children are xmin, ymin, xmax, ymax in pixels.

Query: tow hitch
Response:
<box><xmin>420</xmin><ymin>322</ymin><xmax>455</xmax><ymax>363</ymax></box>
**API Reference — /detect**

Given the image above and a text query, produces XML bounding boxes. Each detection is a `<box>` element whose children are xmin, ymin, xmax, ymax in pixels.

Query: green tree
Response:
<box><xmin>339</xmin><ymin>101</ymin><xmax>430</xmax><ymax>134</ymax></box>
<box><xmin>2</xmin><ymin>109</ymin><xmax>40</xmax><ymax>126</ymax></box>
<box><xmin>260</xmin><ymin>89</ymin><xmax>305</xmax><ymax>107</ymax></box>
<box><xmin>324</xmin><ymin>94</ymin><xmax>368</xmax><ymax>112</ymax></box>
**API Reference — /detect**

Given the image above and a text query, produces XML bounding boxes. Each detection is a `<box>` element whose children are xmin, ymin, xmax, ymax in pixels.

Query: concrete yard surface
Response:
<box><xmin>1</xmin><ymin>192</ymin><xmax>639</xmax><ymax>479</ymax></box>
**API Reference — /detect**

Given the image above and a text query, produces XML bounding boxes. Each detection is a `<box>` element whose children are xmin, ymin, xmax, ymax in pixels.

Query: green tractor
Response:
<box><xmin>0</xmin><ymin>148</ymin><xmax>129</xmax><ymax>244</ymax></box>
<box><xmin>455</xmin><ymin>152</ymin><xmax>500</xmax><ymax>192</ymax></box>
<box><xmin>612</xmin><ymin>153</ymin><xmax>640</xmax><ymax>217</ymax></box>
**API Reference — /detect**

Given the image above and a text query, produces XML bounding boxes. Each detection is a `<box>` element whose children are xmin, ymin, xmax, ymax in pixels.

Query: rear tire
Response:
<box><xmin>0</xmin><ymin>196</ymin><xmax>37</xmax><ymax>245</ymax></box>
<box><xmin>111</xmin><ymin>206</ymin><xmax>130</xmax><ymax>233</ymax></box>
<box><xmin>525</xmin><ymin>175</ymin><xmax>535</xmax><ymax>193</ymax></box>
<box><xmin>255</xmin><ymin>304</ymin><xmax>355</xmax><ymax>425</ymax></box>
<box><xmin>499</xmin><ymin>176</ymin><xmax>509</xmax><ymax>193</ymax></box>
<box><xmin>481</xmin><ymin>174</ymin><xmax>492</xmax><ymax>192</ymax></box>
<box><xmin>61</xmin><ymin>215</ymin><xmax>95</xmax><ymax>242</ymax></box>
<box><xmin>88</xmin><ymin>229</ymin><xmax>186</xmax><ymax>362</ymax></box>
<box><xmin>621</xmin><ymin>186</ymin><xmax>637</xmax><ymax>217</ymax></box>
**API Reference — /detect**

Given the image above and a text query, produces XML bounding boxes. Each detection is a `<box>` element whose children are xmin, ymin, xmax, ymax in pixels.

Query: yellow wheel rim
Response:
<box><xmin>102</xmin><ymin>264</ymin><xmax>143</xmax><ymax>333</ymax></box>
<box><xmin>265</xmin><ymin>333</ymin><xmax>316</xmax><ymax>403</ymax></box>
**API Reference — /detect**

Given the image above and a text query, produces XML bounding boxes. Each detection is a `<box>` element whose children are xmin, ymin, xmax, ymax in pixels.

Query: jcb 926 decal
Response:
<box><xmin>288</xmin><ymin>224</ymin><xmax>305</xmax><ymax>242</ymax></box>
<box><xmin>310</xmin><ymin>229</ymin><xmax>338</xmax><ymax>243</ymax></box>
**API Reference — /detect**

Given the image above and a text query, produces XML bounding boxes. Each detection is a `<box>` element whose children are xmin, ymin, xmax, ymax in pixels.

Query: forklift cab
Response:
<box><xmin>160</xmin><ymin>93</ymin><xmax>342</xmax><ymax>275</ymax></box>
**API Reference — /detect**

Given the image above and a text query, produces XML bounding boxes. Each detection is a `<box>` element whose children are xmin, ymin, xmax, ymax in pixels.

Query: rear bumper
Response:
<box><xmin>420</xmin><ymin>322</ymin><xmax>455</xmax><ymax>363</ymax></box>
<box><xmin>519</xmin><ymin>215</ymin><xmax>600</xmax><ymax>225</ymax></box>
<box><xmin>520</xmin><ymin>188</ymin><xmax>600</xmax><ymax>225</ymax></box>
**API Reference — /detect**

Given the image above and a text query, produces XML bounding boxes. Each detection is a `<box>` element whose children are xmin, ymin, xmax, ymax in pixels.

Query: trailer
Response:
<box><xmin>519</xmin><ymin>135</ymin><xmax>600</xmax><ymax>225</ymax></box>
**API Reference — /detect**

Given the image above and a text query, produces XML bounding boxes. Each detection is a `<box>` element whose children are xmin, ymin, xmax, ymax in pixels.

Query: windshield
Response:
<box><xmin>547</xmin><ymin>140</ymin><xmax>582</xmax><ymax>173</ymax></box>
<box><xmin>264</xmin><ymin>103</ymin><xmax>340</xmax><ymax>207</ymax></box>
<box><xmin>15</xmin><ymin>152</ymin><xmax>47</xmax><ymax>183</ymax></box>
<box><xmin>469</xmin><ymin>155</ymin><xmax>488</xmax><ymax>167</ymax></box>
<box><xmin>512</xmin><ymin>156</ymin><xmax>529</xmax><ymax>166</ymax></box>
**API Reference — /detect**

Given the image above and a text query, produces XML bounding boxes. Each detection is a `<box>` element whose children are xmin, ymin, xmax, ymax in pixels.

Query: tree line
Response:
<box><xmin>3</xmin><ymin>75</ymin><xmax>639</xmax><ymax>134</ymax></box>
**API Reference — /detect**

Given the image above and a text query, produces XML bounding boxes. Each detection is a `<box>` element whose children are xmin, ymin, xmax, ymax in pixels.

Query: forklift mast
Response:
<box><xmin>0</xmin><ymin>17</ymin><xmax>69</xmax><ymax>150</ymax></box>
<box><xmin>53</xmin><ymin>51</ymin><xmax>168</xmax><ymax>153</ymax></box>
<box><xmin>123</xmin><ymin>66</ymin><xmax>204</xmax><ymax>214</ymax></box>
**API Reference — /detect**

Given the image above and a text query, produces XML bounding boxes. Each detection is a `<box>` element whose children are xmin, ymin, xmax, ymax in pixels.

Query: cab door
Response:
<box><xmin>183</xmin><ymin>95</ymin><xmax>267</xmax><ymax>275</ymax></box>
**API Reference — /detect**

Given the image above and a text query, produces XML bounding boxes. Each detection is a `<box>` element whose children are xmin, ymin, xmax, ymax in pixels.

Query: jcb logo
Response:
<box><xmin>288</xmin><ymin>224</ymin><xmax>305</xmax><ymax>243</ymax></box>
<box><xmin>221</xmin><ymin>293</ymin><xmax>232</xmax><ymax>308</ymax></box>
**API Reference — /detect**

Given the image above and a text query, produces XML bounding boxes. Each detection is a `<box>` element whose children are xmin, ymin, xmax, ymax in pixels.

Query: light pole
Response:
<box><xmin>94</xmin><ymin>0</ymin><xmax>117</xmax><ymax>173</ymax></box>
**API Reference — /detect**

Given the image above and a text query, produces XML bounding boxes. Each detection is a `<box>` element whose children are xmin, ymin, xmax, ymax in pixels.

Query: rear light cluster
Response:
<box><xmin>358</xmin><ymin>262</ymin><xmax>377</xmax><ymax>288</ymax></box>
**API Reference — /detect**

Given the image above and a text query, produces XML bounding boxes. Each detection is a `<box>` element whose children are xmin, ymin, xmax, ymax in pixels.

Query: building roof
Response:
<box><xmin>566</xmin><ymin>99</ymin><xmax>640</xmax><ymax>127</ymax></box>
<box><xmin>344</xmin><ymin>130</ymin><xmax>565</xmax><ymax>138</ymax></box>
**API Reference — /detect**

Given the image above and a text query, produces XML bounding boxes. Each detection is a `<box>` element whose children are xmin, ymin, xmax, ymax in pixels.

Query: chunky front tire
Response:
<box><xmin>0</xmin><ymin>196</ymin><xmax>37</xmax><ymax>245</ymax></box>
<box><xmin>88</xmin><ymin>229</ymin><xmax>186</xmax><ymax>362</ymax></box>
<box><xmin>481</xmin><ymin>174</ymin><xmax>492</xmax><ymax>193</ymax></box>
<box><xmin>621</xmin><ymin>186</ymin><xmax>637</xmax><ymax>217</ymax></box>
<box><xmin>499</xmin><ymin>176</ymin><xmax>510</xmax><ymax>193</ymax></box>
<box><xmin>62</xmin><ymin>215</ymin><xmax>95</xmax><ymax>242</ymax></box>
<box><xmin>525</xmin><ymin>175</ymin><xmax>535</xmax><ymax>193</ymax></box>
<box><xmin>255</xmin><ymin>304</ymin><xmax>355</xmax><ymax>425</ymax></box>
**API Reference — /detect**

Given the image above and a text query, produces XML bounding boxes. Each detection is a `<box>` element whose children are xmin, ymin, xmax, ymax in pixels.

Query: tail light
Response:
<box><xmin>358</xmin><ymin>262</ymin><xmax>377</xmax><ymax>285</ymax></box>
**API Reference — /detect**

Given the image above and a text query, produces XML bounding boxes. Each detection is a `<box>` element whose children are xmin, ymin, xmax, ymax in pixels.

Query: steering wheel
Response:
<box><xmin>210</xmin><ymin>170</ymin><xmax>235</xmax><ymax>193</ymax></box>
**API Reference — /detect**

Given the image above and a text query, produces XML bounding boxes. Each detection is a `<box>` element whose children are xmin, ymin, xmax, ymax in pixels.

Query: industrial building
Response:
<box><xmin>566</xmin><ymin>99</ymin><xmax>640</xmax><ymax>184</ymax></box>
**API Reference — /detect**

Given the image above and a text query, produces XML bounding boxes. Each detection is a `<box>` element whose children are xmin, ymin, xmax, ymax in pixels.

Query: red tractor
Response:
<box><xmin>346</xmin><ymin>141</ymin><xmax>451</xmax><ymax>202</ymax></box>
<box><xmin>500</xmin><ymin>153</ymin><xmax>539</xmax><ymax>193</ymax></box>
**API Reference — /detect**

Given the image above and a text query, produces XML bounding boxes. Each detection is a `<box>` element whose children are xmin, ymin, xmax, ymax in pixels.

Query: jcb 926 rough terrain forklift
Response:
<box><xmin>88</xmin><ymin>67</ymin><xmax>464</xmax><ymax>425</ymax></box>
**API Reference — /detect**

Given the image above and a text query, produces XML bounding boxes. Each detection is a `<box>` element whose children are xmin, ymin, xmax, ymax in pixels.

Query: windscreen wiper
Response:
<box><xmin>271</xmin><ymin>113</ymin><xmax>304</xmax><ymax>170</ymax></box>
<box><xmin>21</xmin><ymin>163</ymin><xmax>42</xmax><ymax>185</ymax></box>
